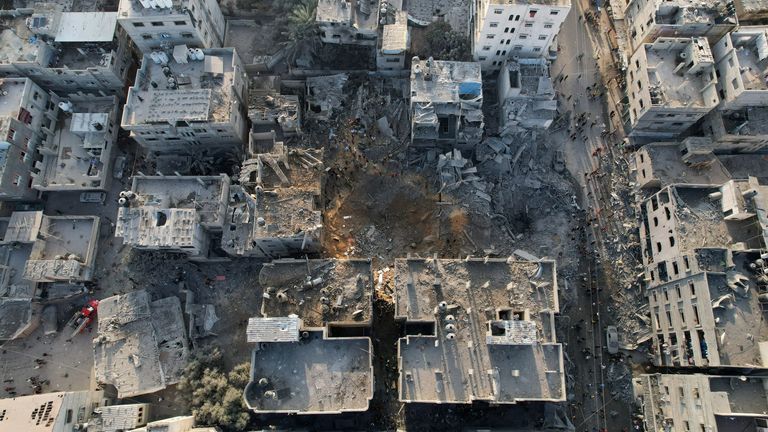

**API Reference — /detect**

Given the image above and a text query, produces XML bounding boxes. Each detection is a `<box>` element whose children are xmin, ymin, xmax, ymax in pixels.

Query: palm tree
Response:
<box><xmin>282</xmin><ymin>0</ymin><xmax>319</xmax><ymax>65</ymax></box>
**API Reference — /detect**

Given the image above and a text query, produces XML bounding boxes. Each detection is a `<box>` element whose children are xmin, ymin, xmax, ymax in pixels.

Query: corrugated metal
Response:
<box><xmin>246</xmin><ymin>316</ymin><xmax>301</xmax><ymax>343</ymax></box>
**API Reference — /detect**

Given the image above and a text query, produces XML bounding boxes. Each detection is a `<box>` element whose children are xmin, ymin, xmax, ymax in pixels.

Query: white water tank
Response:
<box><xmin>58</xmin><ymin>100</ymin><xmax>73</xmax><ymax>112</ymax></box>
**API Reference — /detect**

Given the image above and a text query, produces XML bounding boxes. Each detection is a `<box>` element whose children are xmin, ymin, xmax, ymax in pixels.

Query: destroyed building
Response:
<box><xmin>116</xmin><ymin>0</ymin><xmax>225</xmax><ymax>53</ymax></box>
<box><xmin>0</xmin><ymin>390</ymin><xmax>107</xmax><ymax>432</ymax></box>
<box><xmin>316</xmin><ymin>0</ymin><xmax>379</xmax><ymax>46</ymax></box>
<box><xmin>635</xmin><ymin>374</ymin><xmax>768</xmax><ymax>431</ymax></box>
<box><xmin>248</xmin><ymin>76</ymin><xmax>300</xmax><ymax>136</ymax></box>
<box><xmin>115</xmin><ymin>175</ymin><xmax>230</xmax><ymax>261</ymax></box>
<box><xmin>244</xmin><ymin>259</ymin><xmax>373</xmax><ymax>414</ymax></box>
<box><xmin>472</xmin><ymin>0</ymin><xmax>570</xmax><ymax>70</ymax></box>
<box><xmin>93</xmin><ymin>290</ymin><xmax>189</xmax><ymax>398</ymax></box>
<box><xmin>410</xmin><ymin>58</ymin><xmax>484</xmax><ymax>147</ymax></box>
<box><xmin>394</xmin><ymin>257</ymin><xmax>565</xmax><ymax>404</ymax></box>
<box><xmin>626</xmin><ymin>37</ymin><xmax>720</xmax><ymax>138</ymax></box>
<box><xmin>734</xmin><ymin>0</ymin><xmax>768</xmax><ymax>23</ymax></box>
<box><xmin>712</xmin><ymin>26</ymin><xmax>768</xmax><ymax>110</ymax></box>
<box><xmin>31</xmin><ymin>95</ymin><xmax>119</xmax><ymax>192</ymax></box>
<box><xmin>305</xmin><ymin>74</ymin><xmax>347</xmax><ymax>122</ymax></box>
<box><xmin>0</xmin><ymin>5</ymin><xmax>134</xmax><ymax>97</ymax></box>
<box><xmin>497</xmin><ymin>57</ymin><xmax>556</xmax><ymax>133</ymax></box>
<box><xmin>222</xmin><ymin>143</ymin><xmax>323</xmax><ymax>259</ymax></box>
<box><xmin>377</xmin><ymin>10</ymin><xmax>409</xmax><ymax>70</ymax></box>
<box><xmin>121</xmin><ymin>47</ymin><xmax>249</xmax><ymax>156</ymax></box>
<box><xmin>638</xmin><ymin>179</ymin><xmax>767</xmax><ymax>288</ymax></box>
<box><xmin>624</xmin><ymin>0</ymin><xmax>737</xmax><ymax>56</ymax></box>
<box><xmin>0</xmin><ymin>77</ymin><xmax>54</xmax><ymax>201</ymax></box>
<box><xmin>686</xmin><ymin>107</ymin><xmax>768</xmax><ymax>154</ymax></box>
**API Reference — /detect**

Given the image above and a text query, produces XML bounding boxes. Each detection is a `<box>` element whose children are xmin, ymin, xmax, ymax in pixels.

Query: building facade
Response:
<box><xmin>316</xmin><ymin>0</ymin><xmax>379</xmax><ymax>46</ymax></box>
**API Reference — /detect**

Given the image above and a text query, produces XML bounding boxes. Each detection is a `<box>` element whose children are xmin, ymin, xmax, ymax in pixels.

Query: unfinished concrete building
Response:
<box><xmin>0</xmin><ymin>78</ymin><xmax>55</xmax><ymax>201</ymax></box>
<box><xmin>410</xmin><ymin>58</ymin><xmax>484</xmax><ymax>147</ymax></box>
<box><xmin>497</xmin><ymin>57</ymin><xmax>556</xmax><ymax>133</ymax></box>
<box><xmin>377</xmin><ymin>10</ymin><xmax>409</xmax><ymax>70</ymax></box>
<box><xmin>626</xmin><ymin>38</ymin><xmax>720</xmax><ymax>138</ymax></box>
<box><xmin>93</xmin><ymin>290</ymin><xmax>189</xmax><ymax>398</ymax></box>
<box><xmin>121</xmin><ymin>48</ymin><xmax>248</xmax><ymax>156</ymax></box>
<box><xmin>316</xmin><ymin>0</ymin><xmax>379</xmax><ymax>46</ymax></box>
<box><xmin>32</xmin><ymin>95</ymin><xmax>119</xmax><ymax>192</ymax></box>
<box><xmin>687</xmin><ymin>108</ymin><xmax>768</xmax><ymax>154</ymax></box>
<box><xmin>638</xmin><ymin>179</ymin><xmax>767</xmax><ymax>288</ymax></box>
<box><xmin>115</xmin><ymin>175</ymin><xmax>230</xmax><ymax>261</ymax></box>
<box><xmin>472</xmin><ymin>0</ymin><xmax>570</xmax><ymax>70</ymax></box>
<box><xmin>0</xmin><ymin>390</ymin><xmax>107</xmax><ymax>431</ymax></box>
<box><xmin>624</xmin><ymin>0</ymin><xmax>737</xmax><ymax>56</ymax></box>
<box><xmin>116</xmin><ymin>0</ymin><xmax>225</xmax><ymax>53</ymax></box>
<box><xmin>223</xmin><ymin>144</ymin><xmax>322</xmax><ymax>259</ymax></box>
<box><xmin>395</xmin><ymin>257</ymin><xmax>565</xmax><ymax>404</ymax></box>
<box><xmin>712</xmin><ymin>27</ymin><xmax>768</xmax><ymax>111</ymax></box>
<box><xmin>244</xmin><ymin>259</ymin><xmax>374</xmax><ymax>414</ymax></box>
<box><xmin>733</xmin><ymin>0</ymin><xmax>768</xmax><ymax>23</ymax></box>
<box><xmin>647</xmin><ymin>257</ymin><xmax>768</xmax><ymax>368</ymax></box>
<box><xmin>0</xmin><ymin>6</ymin><xmax>134</xmax><ymax>98</ymax></box>
<box><xmin>248</xmin><ymin>76</ymin><xmax>301</xmax><ymax>137</ymax></box>
<box><xmin>635</xmin><ymin>374</ymin><xmax>768</xmax><ymax>431</ymax></box>
<box><xmin>634</xmin><ymin>141</ymin><xmax>732</xmax><ymax>189</ymax></box>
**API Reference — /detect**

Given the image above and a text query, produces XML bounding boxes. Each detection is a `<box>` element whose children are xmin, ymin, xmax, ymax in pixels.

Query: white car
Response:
<box><xmin>606</xmin><ymin>326</ymin><xmax>619</xmax><ymax>354</ymax></box>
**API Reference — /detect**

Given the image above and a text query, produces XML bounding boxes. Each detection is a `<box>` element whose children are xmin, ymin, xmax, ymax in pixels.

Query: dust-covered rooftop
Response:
<box><xmin>410</xmin><ymin>59</ymin><xmax>482</xmax><ymax>105</ymax></box>
<box><xmin>316</xmin><ymin>0</ymin><xmax>378</xmax><ymax>32</ymax></box>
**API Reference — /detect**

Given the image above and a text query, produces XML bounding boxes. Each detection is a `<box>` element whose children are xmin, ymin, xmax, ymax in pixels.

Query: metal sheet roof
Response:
<box><xmin>55</xmin><ymin>12</ymin><xmax>117</xmax><ymax>42</ymax></box>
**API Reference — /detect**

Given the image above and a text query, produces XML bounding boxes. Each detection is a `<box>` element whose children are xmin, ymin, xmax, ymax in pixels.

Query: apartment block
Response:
<box><xmin>117</xmin><ymin>0</ymin><xmax>225</xmax><ymax>53</ymax></box>
<box><xmin>636</xmin><ymin>374</ymin><xmax>768</xmax><ymax>431</ymax></box>
<box><xmin>410</xmin><ymin>58</ymin><xmax>484</xmax><ymax>147</ymax></box>
<box><xmin>0</xmin><ymin>390</ymin><xmax>106</xmax><ymax>431</ymax></box>
<box><xmin>624</xmin><ymin>0</ymin><xmax>737</xmax><ymax>56</ymax></box>
<box><xmin>32</xmin><ymin>95</ymin><xmax>119</xmax><ymax>192</ymax></box>
<box><xmin>316</xmin><ymin>0</ymin><xmax>379</xmax><ymax>46</ymax></box>
<box><xmin>626</xmin><ymin>38</ymin><xmax>720</xmax><ymax>138</ymax></box>
<box><xmin>394</xmin><ymin>257</ymin><xmax>565</xmax><ymax>404</ymax></box>
<box><xmin>121</xmin><ymin>47</ymin><xmax>248</xmax><ymax>156</ymax></box>
<box><xmin>244</xmin><ymin>259</ymin><xmax>373</xmax><ymax>414</ymax></box>
<box><xmin>0</xmin><ymin>78</ymin><xmax>55</xmax><ymax>201</ymax></box>
<box><xmin>472</xmin><ymin>0</ymin><xmax>570</xmax><ymax>71</ymax></box>
<box><xmin>115</xmin><ymin>175</ymin><xmax>230</xmax><ymax>261</ymax></box>
<box><xmin>633</xmin><ymin>141</ymin><xmax>732</xmax><ymax>189</ymax></box>
<box><xmin>712</xmin><ymin>27</ymin><xmax>768</xmax><ymax>110</ymax></box>
<box><xmin>687</xmin><ymin>108</ymin><xmax>768</xmax><ymax>154</ymax></box>
<box><xmin>0</xmin><ymin>6</ymin><xmax>134</xmax><ymax>98</ymax></box>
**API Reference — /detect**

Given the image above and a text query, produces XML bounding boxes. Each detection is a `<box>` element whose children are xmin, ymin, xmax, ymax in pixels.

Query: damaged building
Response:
<box><xmin>410</xmin><ymin>58</ymin><xmax>484</xmax><ymax>147</ymax></box>
<box><xmin>633</xmin><ymin>141</ymin><xmax>732</xmax><ymax>189</ymax></box>
<box><xmin>305</xmin><ymin>73</ymin><xmax>348</xmax><ymax>122</ymax></box>
<box><xmin>626</xmin><ymin>37</ymin><xmax>720</xmax><ymax>138</ymax></box>
<box><xmin>31</xmin><ymin>95</ymin><xmax>119</xmax><ymax>192</ymax></box>
<box><xmin>394</xmin><ymin>257</ymin><xmax>565</xmax><ymax>404</ymax></box>
<box><xmin>0</xmin><ymin>5</ymin><xmax>134</xmax><ymax>98</ymax></box>
<box><xmin>244</xmin><ymin>259</ymin><xmax>374</xmax><ymax>414</ymax></box>
<box><xmin>93</xmin><ymin>289</ymin><xmax>189</xmax><ymax>398</ymax></box>
<box><xmin>734</xmin><ymin>0</ymin><xmax>768</xmax><ymax>23</ymax></box>
<box><xmin>471</xmin><ymin>0</ymin><xmax>570</xmax><ymax>70</ymax></box>
<box><xmin>497</xmin><ymin>57</ymin><xmax>556</xmax><ymax>133</ymax></box>
<box><xmin>116</xmin><ymin>0</ymin><xmax>226</xmax><ymax>53</ymax></box>
<box><xmin>115</xmin><ymin>174</ymin><xmax>230</xmax><ymax>261</ymax></box>
<box><xmin>316</xmin><ymin>0</ymin><xmax>379</xmax><ymax>46</ymax></box>
<box><xmin>223</xmin><ymin>143</ymin><xmax>323</xmax><ymax>259</ymax></box>
<box><xmin>248</xmin><ymin>76</ymin><xmax>301</xmax><ymax>137</ymax></box>
<box><xmin>712</xmin><ymin>26</ymin><xmax>768</xmax><ymax>110</ymax></box>
<box><xmin>121</xmin><ymin>47</ymin><xmax>248</xmax><ymax>156</ymax></box>
<box><xmin>624</xmin><ymin>0</ymin><xmax>737</xmax><ymax>56</ymax></box>
<box><xmin>635</xmin><ymin>374</ymin><xmax>768</xmax><ymax>431</ymax></box>
<box><xmin>686</xmin><ymin>108</ymin><xmax>768</xmax><ymax>154</ymax></box>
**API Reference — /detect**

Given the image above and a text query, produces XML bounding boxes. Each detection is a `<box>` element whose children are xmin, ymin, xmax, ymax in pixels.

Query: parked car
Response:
<box><xmin>79</xmin><ymin>191</ymin><xmax>106</xmax><ymax>203</ymax></box>
<box><xmin>606</xmin><ymin>325</ymin><xmax>619</xmax><ymax>354</ymax></box>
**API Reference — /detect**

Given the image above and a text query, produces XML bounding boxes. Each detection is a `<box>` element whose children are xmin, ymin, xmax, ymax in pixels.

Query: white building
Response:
<box><xmin>472</xmin><ymin>0</ymin><xmax>570</xmax><ymax>71</ymax></box>
<box><xmin>712</xmin><ymin>26</ymin><xmax>768</xmax><ymax>110</ymax></box>
<box><xmin>121</xmin><ymin>47</ymin><xmax>248</xmax><ymax>156</ymax></box>
<box><xmin>117</xmin><ymin>0</ymin><xmax>225</xmax><ymax>53</ymax></box>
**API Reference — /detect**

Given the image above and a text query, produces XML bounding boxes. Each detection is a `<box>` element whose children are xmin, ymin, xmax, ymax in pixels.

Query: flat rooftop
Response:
<box><xmin>730</xmin><ymin>28</ymin><xmax>768</xmax><ymax>91</ymax></box>
<box><xmin>715</xmin><ymin>107</ymin><xmax>768</xmax><ymax>136</ymax></box>
<box><xmin>93</xmin><ymin>290</ymin><xmax>188</xmax><ymax>398</ymax></box>
<box><xmin>641</xmin><ymin>38</ymin><xmax>716</xmax><ymax>109</ymax></box>
<box><xmin>411</xmin><ymin>59</ymin><xmax>482</xmax><ymax>105</ymax></box>
<box><xmin>638</xmin><ymin>143</ymin><xmax>731</xmax><ymax>186</ymax></box>
<box><xmin>381</xmin><ymin>11</ymin><xmax>408</xmax><ymax>53</ymax></box>
<box><xmin>0</xmin><ymin>391</ymin><xmax>91</xmax><ymax>431</ymax></box>
<box><xmin>258</xmin><ymin>259</ymin><xmax>373</xmax><ymax>326</ymax></box>
<box><xmin>245</xmin><ymin>330</ymin><xmax>373</xmax><ymax>414</ymax></box>
<box><xmin>651</xmin><ymin>0</ymin><xmax>735</xmax><ymax>24</ymax></box>
<box><xmin>117</xmin><ymin>0</ymin><xmax>192</xmax><ymax>18</ymax></box>
<box><xmin>123</xmin><ymin>49</ymin><xmax>236</xmax><ymax>126</ymax></box>
<box><xmin>0</xmin><ymin>78</ymin><xmax>28</xmax><ymax>118</ymax></box>
<box><xmin>405</xmin><ymin>0</ymin><xmax>472</xmax><ymax>35</ymax></box>
<box><xmin>316</xmin><ymin>0</ymin><xmax>378</xmax><ymax>32</ymax></box>
<box><xmin>123</xmin><ymin>175</ymin><xmax>228</xmax><ymax>224</ymax></box>
<box><xmin>394</xmin><ymin>258</ymin><xmax>564</xmax><ymax>404</ymax></box>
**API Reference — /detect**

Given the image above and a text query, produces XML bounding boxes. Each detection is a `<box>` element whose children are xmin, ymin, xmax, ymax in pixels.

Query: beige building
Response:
<box><xmin>395</xmin><ymin>257</ymin><xmax>565</xmax><ymax>404</ymax></box>
<box><xmin>115</xmin><ymin>175</ymin><xmax>230</xmax><ymax>261</ymax></box>
<box><xmin>635</xmin><ymin>374</ymin><xmax>768</xmax><ymax>431</ymax></box>
<box><xmin>410</xmin><ymin>58</ymin><xmax>484</xmax><ymax>147</ymax></box>
<box><xmin>244</xmin><ymin>259</ymin><xmax>373</xmax><ymax>414</ymax></box>
<box><xmin>377</xmin><ymin>10</ymin><xmax>409</xmax><ymax>70</ymax></box>
<box><xmin>472</xmin><ymin>0</ymin><xmax>570</xmax><ymax>71</ymax></box>
<box><xmin>121</xmin><ymin>48</ymin><xmax>248</xmax><ymax>156</ymax></box>
<box><xmin>117</xmin><ymin>0</ymin><xmax>225</xmax><ymax>53</ymax></box>
<box><xmin>497</xmin><ymin>57</ymin><xmax>556</xmax><ymax>132</ymax></box>
<box><xmin>0</xmin><ymin>390</ymin><xmax>106</xmax><ymax>431</ymax></box>
<box><xmin>712</xmin><ymin>27</ymin><xmax>768</xmax><ymax>110</ymax></box>
<box><xmin>0</xmin><ymin>78</ymin><xmax>56</xmax><ymax>201</ymax></box>
<box><xmin>32</xmin><ymin>95</ymin><xmax>119</xmax><ymax>192</ymax></box>
<box><xmin>316</xmin><ymin>0</ymin><xmax>379</xmax><ymax>46</ymax></box>
<box><xmin>687</xmin><ymin>108</ymin><xmax>768</xmax><ymax>154</ymax></box>
<box><xmin>0</xmin><ymin>6</ymin><xmax>134</xmax><ymax>98</ymax></box>
<box><xmin>626</xmin><ymin>37</ymin><xmax>720</xmax><ymax>138</ymax></box>
<box><xmin>624</xmin><ymin>0</ymin><xmax>737</xmax><ymax>56</ymax></box>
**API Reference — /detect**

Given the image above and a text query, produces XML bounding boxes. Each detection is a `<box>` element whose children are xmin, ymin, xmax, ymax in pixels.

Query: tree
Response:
<box><xmin>281</xmin><ymin>0</ymin><xmax>319</xmax><ymax>64</ymax></box>
<box><xmin>177</xmin><ymin>347</ymin><xmax>252</xmax><ymax>431</ymax></box>
<box><xmin>421</xmin><ymin>21</ymin><xmax>471</xmax><ymax>61</ymax></box>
